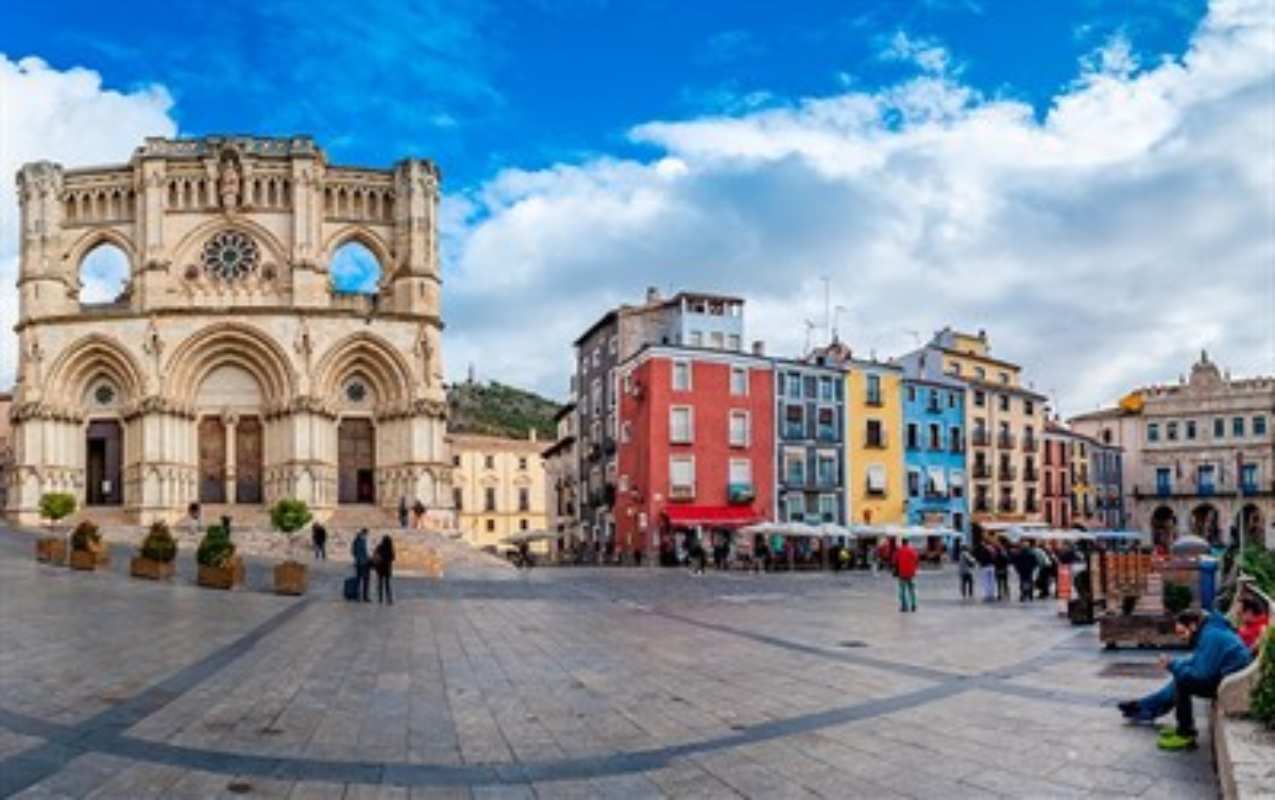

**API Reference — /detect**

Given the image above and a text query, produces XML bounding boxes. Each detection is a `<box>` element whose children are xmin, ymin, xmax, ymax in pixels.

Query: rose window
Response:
<box><xmin>346</xmin><ymin>381</ymin><xmax>368</xmax><ymax>403</ymax></box>
<box><xmin>200</xmin><ymin>231</ymin><xmax>260</xmax><ymax>282</ymax></box>
<box><xmin>94</xmin><ymin>384</ymin><xmax>116</xmax><ymax>405</ymax></box>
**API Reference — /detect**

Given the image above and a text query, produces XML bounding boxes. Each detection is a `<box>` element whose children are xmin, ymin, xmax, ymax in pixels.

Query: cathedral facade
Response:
<box><xmin>7</xmin><ymin>135</ymin><xmax>453</xmax><ymax>526</ymax></box>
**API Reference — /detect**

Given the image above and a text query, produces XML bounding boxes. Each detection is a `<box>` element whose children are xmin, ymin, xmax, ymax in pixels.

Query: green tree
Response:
<box><xmin>270</xmin><ymin>498</ymin><xmax>313</xmax><ymax>560</ymax></box>
<box><xmin>39</xmin><ymin>492</ymin><xmax>76</xmax><ymax>524</ymax></box>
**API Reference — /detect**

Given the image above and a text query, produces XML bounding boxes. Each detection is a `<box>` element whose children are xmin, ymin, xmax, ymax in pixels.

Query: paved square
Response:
<box><xmin>0</xmin><ymin>528</ymin><xmax>1218</xmax><ymax>798</ymax></box>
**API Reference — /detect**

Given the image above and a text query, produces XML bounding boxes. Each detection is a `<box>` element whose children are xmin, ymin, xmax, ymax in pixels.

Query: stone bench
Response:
<box><xmin>1212</xmin><ymin>576</ymin><xmax>1273</xmax><ymax>799</ymax></box>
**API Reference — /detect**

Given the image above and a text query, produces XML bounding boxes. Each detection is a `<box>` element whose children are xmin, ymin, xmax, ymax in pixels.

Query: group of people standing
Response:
<box><xmin>958</xmin><ymin>537</ymin><xmax>1072</xmax><ymax>603</ymax></box>
<box><xmin>306</xmin><ymin>518</ymin><xmax>399</xmax><ymax>604</ymax></box>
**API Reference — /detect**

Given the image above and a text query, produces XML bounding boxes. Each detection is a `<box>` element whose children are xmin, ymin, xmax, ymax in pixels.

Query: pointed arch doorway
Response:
<box><xmin>338</xmin><ymin>417</ymin><xmax>376</xmax><ymax>504</ymax></box>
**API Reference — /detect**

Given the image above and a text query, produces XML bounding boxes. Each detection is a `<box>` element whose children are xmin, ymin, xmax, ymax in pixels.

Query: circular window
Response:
<box><xmin>200</xmin><ymin>231</ymin><xmax>260</xmax><ymax>282</ymax></box>
<box><xmin>346</xmin><ymin>382</ymin><xmax>367</xmax><ymax>403</ymax></box>
<box><xmin>94</xmin><ymin>384</ymin><xmax>115</xmax><ymax>405</ymax></box>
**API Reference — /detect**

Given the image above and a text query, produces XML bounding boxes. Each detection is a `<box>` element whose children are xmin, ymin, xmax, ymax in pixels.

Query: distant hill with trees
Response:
<box><xmin>446</xmin><ymin>380</ymin><xmax>561</xmax><ymax>441</ymax></box>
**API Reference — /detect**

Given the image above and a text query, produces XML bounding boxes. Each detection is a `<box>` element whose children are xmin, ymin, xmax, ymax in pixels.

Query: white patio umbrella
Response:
<box><xmin>1171</xmin><ymin>534</ymin><xmax>1211</xmax><ymax>556</ymax></box>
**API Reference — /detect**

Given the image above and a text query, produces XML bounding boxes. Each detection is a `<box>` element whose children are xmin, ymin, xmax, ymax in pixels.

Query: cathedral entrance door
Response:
<box><xmin>236</xmin><ymin>416</ymin><xmax>263</xmax><ymax>504</ymax></box>
<box><xmin>338</xmin><ymin>418</ymin><xmax>376</xmax><ymax>504</ymax></box>
<box><xmin>85</xmin><ymin>420</ymin><xmax>122</xmax><ymax>506</ymax></box>
<box><xmin>198</xmin><ymin>417</ymin><xmax>227</xmax><ymax>504</ymax></box>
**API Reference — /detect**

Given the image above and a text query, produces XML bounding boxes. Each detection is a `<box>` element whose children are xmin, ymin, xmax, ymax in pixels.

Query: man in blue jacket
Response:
<box><xmin>351</xmin><ymin>528</ymin><xmax>372</xmax><ymax>603</ymax></box>
<box><xmin>1117</xmin><ymin>610</ymin><xmax>1252</xmax><ymax>750</ymax></box>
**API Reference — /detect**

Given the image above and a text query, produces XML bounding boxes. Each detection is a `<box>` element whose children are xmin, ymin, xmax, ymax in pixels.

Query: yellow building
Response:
<box><xmin>922</xmin><ymin>328</ymin><xmax>1046</xmax><ymax>526</ymax></box>
<box><xmin>845</xmin><ymin>360</ymin><xmax>906</xmax><ymax>525</ymax></box>
<box><xmin>449</xmin><ymin>432</ymin><xmax>549</xmax><ymax>552</ymax></box>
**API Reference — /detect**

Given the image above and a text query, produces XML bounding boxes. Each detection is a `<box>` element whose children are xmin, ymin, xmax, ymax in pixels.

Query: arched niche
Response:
<box><xmin>78</xmin><ymin>241</ymin><xmax>130</xmax><ymax>306</ymax></box>
<box><xmin>330</xmin><ymin>240</ymin><xmax>382</xmax><ymax>294</ymax></box>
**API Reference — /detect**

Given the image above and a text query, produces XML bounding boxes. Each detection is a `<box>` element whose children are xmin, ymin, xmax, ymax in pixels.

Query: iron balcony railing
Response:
<box><xmin>972</xmin><ymin>430</ymin><xmax>991</xmax><ymax>447</ymax></box>
<box><xmin>997</xmin><ymin>433</ymin><xmax>1017</xmax><ymax>449</ymax></box>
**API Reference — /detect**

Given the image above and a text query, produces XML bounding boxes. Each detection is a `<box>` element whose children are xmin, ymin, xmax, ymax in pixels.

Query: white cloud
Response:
<box><xmin>878</xmin><ymin>30</ymin><xmax>955</xmax><ymax>76</ymax></box>
<box><xmin>443</xmin><ymin>0</ymin><xmax>1275</xmax><ymax>415</ymax></box>
<box><xmin>0</xmin><ymin>55</ymin><xmax>177</xmax><ymax>387</ymax></box>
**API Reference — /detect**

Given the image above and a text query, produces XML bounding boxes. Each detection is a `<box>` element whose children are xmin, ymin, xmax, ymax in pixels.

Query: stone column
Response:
<box><xmin>224</xmin><ymin>412</ymin><xmax>238</xmax><ymax>504</ymax></box>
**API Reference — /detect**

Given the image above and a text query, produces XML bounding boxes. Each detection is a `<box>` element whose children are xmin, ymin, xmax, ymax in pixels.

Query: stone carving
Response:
<box><xmin>142</xmin><ymin>315</ymin><xmax>164</xmax><ymax>392</ymax></box>
<box><xmin>293</xmin><ymin>317</ymin><xmax>314</xmax><ymax>383</ymax></box>
<box><xmin>414</xmin><ymin>323</ymin><xmax>436</xmax><ymax>388</ymax></box>
<box><xmin>218</xmin><ymin>151</ymin><xmax>242</xmax><ymax>211</ymax></box>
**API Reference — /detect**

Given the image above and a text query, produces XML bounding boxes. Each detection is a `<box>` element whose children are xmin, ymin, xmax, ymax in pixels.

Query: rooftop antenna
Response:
<box><xmin>833</xmin><ymin>305</ymin><xmax>849</xmax><ymax>343</ymax></box>
<box><xmin>804</xmin><ymin>319</ymin><xmax>818</xmax><ymax>356</ymax></box>
<box><xmin>821</xmin><ymin>275</ymin><xmax>831</xmax><ymax>345</ymax></box>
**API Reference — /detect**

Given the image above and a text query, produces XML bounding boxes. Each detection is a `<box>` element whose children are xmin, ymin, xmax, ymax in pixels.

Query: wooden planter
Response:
<box><xmin>35</xmin><ymin>537</ymin><xmax>67</xmax><ymax>565</ymax></box>
<box><xmin>273</xmin><ymin>561</ymin><xmax>308</xmax><ymax>595</ymax></box>
<box><xmin>68</xmin><ymin>549</ymin><xmax>97</xmax><ymax>571</ymax></box>
<box><xmin>197</xmin><ymin>555</ymin><xmax>245</xmax><ymax>590</ymax></box>
<box><xmin>90</xmin><ymin>539</ymin><xmax>111</xmax><ymax>567</ymax></box>
<box><xmin>1099</xmin><ymin>612</ymin><xmax>1185</xmax><ymax>649</ymax></box>
<box><xmin>130</xmin><ymin>557</ymin><xmax>175</xmax><ymax>580</ymax></box>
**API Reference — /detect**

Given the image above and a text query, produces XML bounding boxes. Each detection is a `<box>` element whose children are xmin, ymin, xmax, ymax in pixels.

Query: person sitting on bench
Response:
<box><xmin>1237</xmin><ymin>595</ymin><xmax>1270</xmax><ymax>654</ymax></box>
<box><xmin>1117</xmin><ymin>610</ymin><xmax>1252</xmax><ymax>751</ymax></box>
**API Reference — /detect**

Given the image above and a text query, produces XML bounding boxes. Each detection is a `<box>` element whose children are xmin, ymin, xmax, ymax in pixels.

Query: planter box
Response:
<box><xmin>91</xmin><ymin>539</ymin><xmax>110</xmax><ymax>567</ymax></box>
<box><xmin>197</xmin><ymin>556</ymin><xmax>244</xmax><ymax>590</ymax></box>
<box><xmin>35</xmin><ymin>537</ymin><xmax>67</xmax><ymax>565</ymax></box>
<box><xmin>1099</xmin><ymin>612</ymin><xmax>1184</xmax><ymax>649</ymax></box>
<box><xmin>273</xmin><ymin>561</ymin><xmax>308</xmax><ymax>595</ymax></box>
<box><xmin>130</xmin><ymin>557</ymin><xmax>175</xmax><ymax>581</ymax></box>
<box><xmin>68</xmin><ymin>550</ymin><xmax>97</xmax><ymax>571</ymax></box>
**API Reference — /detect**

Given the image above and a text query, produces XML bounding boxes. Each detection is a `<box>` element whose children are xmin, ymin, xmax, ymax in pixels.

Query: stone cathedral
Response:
<box><xmin>7</xmin><ymin>135</ymin><xmax>453</xmax><ymax>526</ymax></box>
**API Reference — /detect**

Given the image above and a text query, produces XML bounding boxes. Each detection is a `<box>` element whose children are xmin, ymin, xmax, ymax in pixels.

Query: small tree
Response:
<box><xmin>70</xmin><ymin>520</ymin><xmax>100</xmax><ymax>552</ymax></box>
<box><xmin>39</xmin><ymin>492</ymin><xmax>76</xmax><ymax>526</ymax></box>
<box><xmin>196</xmin><ymin>524</ymin><xmax>236</xmax><ymax>568</ymax></box>
<box><xmin>139</xmin><ymin>521</ymin><xmax>178</xmax><ymax>563</ymax></box>
<box><xmin>269</xmin><ymin>498</ymin><xmax>312</xmax><ymax>560</ymax></box>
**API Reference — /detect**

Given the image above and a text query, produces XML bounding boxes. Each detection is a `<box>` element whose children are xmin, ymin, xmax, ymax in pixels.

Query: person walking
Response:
<box><xmin>1034</xmin><ymin>544</ymin><xmax>1054</xmax><ymax>599</ymax></box>
<box><xmin>973</xmin><ymin>538</ymin><xmax>996</xmax><ymax>601</ymax></box>
<box><xmin>397</xmin><ymin>497</ymin><xmax>409</xmax><ymax>530</ymax></box>
<box><xmin>993</xmin><ymin>543</ymin><xmax>1010</xmax><ymax>602</ymax></box>
<box><xmin>373</xmin><ymin>534</ymin><xmax>395</xmax><ymax>605</ymax></box>
<box><xmin>351</xmin><ymin>528</ymin><xmax>372</xmax><ymax>603</ymax></box>
<box><xmin>895</xmin><ymin>538</ymin><xmax>919</xmax><ymax>613</ymax></box>
<box><xmin>312</xmin><ymin>521</ymin><xmax>327</xmax><ymax>560</ymax></box>
<box><xmin>1012</xmin><ymin>545</ymin><xmax>1036</xmax><ymax>602</ymax></box>
<box><xmin>959</xmin><ymin>544</ymin><xmax>976</xmax><ymax>599</ymax></box>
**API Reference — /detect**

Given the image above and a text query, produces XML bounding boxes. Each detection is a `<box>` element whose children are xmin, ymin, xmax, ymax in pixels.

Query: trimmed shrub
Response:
<box><xmin>269</xmin><ymin>499</ymin><xmax>312</xmax><ymax>535</ymax></box>
<box><xmin>1253</xmin><ymin>627</ymin><xmax>1275</xmax><ymax>730</ymax></box>
<box><xmin>70</xmin><ymin>521</ymin><xmax>100</xmax><ymax>552</ymax></box>
<box><xmin>39</xmin><ymin>492</ymin><xmax>76</xmax><ymax>523</ymax></box>
<box><xmin>139</xmin><ymin>521</ymin><xmax>178</xmax><ymax>563</ymax></box>
<box><xmin>196</xmin><ymin>524</ymin><xmax>235</xmax><ymax>568</ymax></box>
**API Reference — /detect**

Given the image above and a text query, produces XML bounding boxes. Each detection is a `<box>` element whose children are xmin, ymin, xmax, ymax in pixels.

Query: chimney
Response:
<box><xmin>977</xmin><ymin>328</ymin><xmax>987</xmax><ymax>341</ymax></box>
<box><xmin>645</xmin><ymin>286</ymin><xmax>661</xmax><ymax>304</ymax></box>
<box><xmin>752</xmin><ymin>340</ymin><xmax>765</xmax><ymax>356</ymax></box>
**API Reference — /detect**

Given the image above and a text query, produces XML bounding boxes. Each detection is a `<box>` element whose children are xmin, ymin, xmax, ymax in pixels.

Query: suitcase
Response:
<box><xmin>343</xmin><ymin>576</ymin><xmax>359</xmax><ymax>601</ymax></box>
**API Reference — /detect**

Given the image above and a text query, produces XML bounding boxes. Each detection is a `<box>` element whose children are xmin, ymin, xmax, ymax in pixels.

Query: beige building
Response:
<box><xmin>542</xmin><ymin>402</ymin><xmax>580</xmax><ymax>557</ymax></box>
<box><xmin>0</xmin><ymin>391</ymin><xmax>11</xmax><ymax>511</ymax></box>
<box><xmin>908</xmin><ymin>328</ymin><xmax>1046</xmax><ymax>528</ymax></box>
<box><xmin>5</xmin><ymin>135</ymin><xmax>453</xmax><ymax>526</ymax></box>
<box><xmin>451</xmin><ymin>433</ymin><xmax>549</xmax><ymax>551</ymax></box>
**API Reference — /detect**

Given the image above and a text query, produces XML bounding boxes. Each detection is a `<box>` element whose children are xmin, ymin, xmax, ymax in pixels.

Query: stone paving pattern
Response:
<box><xmin>0</xmin><ymin>526</ymin><xmax>1219</xmax><ymax>798</ymax></box>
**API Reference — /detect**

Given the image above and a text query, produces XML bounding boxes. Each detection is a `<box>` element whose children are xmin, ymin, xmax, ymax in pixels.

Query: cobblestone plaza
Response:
<box><xmin>0</xmin><ymin>528</ymin><xmax>1218</xmax><ymax>799</ymax></box>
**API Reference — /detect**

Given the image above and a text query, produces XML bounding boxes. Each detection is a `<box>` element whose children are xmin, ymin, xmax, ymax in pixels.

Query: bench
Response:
<box><xmin>1211</xmin><ymin>576</ymin><xmax>1272</xmax><ymax>800</ymax></box>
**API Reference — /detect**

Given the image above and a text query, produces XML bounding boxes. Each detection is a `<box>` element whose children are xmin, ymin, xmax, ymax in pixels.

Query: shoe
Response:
<box><xmin>1157</xmin><ymin>731</ymin><xmax>1197</xmax><ymax>751</ymax></box>
<box><xmin>1117</xmin><ymin>701</ymin><xmax>1140</xmax><ymax>718</ymax></box>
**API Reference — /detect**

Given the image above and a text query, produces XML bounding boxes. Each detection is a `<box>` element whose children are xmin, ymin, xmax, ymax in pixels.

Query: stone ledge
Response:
<box><xmin>1214</xmin><ymin>713</ymin><xmax>1275</xmax><ymax>799</ymax></box>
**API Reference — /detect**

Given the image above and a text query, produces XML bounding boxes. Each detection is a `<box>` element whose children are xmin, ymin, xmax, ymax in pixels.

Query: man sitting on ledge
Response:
<box><xmin>1116</xmin><ymin>609</ymin><xmax>1252</xmax><ymax>751</ymax></box>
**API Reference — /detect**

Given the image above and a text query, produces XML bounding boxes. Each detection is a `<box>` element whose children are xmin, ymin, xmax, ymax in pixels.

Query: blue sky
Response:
<box><xmin>2</xmin><ymin>0</ymin><xmax>1271</xmax><ymax>411</ymax></box>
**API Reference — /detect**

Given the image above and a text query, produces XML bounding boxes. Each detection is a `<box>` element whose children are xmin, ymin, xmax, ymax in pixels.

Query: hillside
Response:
<box><xmin>447</xmin><ymin>380</ymin><xmax>562</xmax><ymax>441</ymax></box>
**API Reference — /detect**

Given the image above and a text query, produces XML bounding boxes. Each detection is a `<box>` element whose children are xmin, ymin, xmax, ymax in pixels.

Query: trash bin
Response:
<box><xmin>1198</xmin><ymin>557</ymin><xmax>1218</xmax><ymax>611</ymax></box>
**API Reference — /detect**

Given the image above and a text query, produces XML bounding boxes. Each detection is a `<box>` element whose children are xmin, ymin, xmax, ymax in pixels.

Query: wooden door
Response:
<box><xmin>85</xmin><ymin>420</ymin><xmax>122</xmax><ymax>506</ymax></box>
<box><xmin>235</xmin><ymin>416</ymin><xmax>263</xmax><ymax>504</ymax></box>
<box><xmin>338</xmin><ymin>418</ymin><xmax>375</xmax><ymax>504</ymax></box>
<box><xmin>198</xmin><ymin>417</ymin><xmax>226</xmax><ymax>503</ymax></box>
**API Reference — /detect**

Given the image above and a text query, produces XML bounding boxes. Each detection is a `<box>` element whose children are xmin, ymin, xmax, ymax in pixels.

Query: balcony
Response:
<box><xmin>783</xmin><ymin>423</ymin><xmax>805</xmax><ymax>440</ymax></box>
<box><xmin>866</xmin><ymin>394</ymin><xmax>884</xmax><ymax>407</ymax></box>
<box><xmin>949</xmin><ymin>440</ymin><xmax>965</xmax><ymax>454</ymax></box>
<box><xmin>1157</xmin><ymin>484</ymin><xmax>1171</xmax><ymax>498</ymax></box>
<box><xmin>1024</xmin><ymin>499</ymin><xmax>1039</xmax><ymax>513</ymax></box>
<box><xmin>974</xmin><ymin>499</ymin><xmax>990</xmax><ymax>513</ymax></box>
<box><xmin>997</xmin><ymin>433</ymin><xmax>1017</xmax><ymax>449</ymax></box>
<box><xmin>1242</xmin><ymin>482</ymin><xmax>1260</xmax><ymax>496</ymax></box>
<box><xmin>972</xmin><ymin>430</ymin><xmax>991</xmax><ymax>447</ymax></box>
<box><xmin>1022</xmin><ymin>436</ymin><xmax>1038</xmax><ymax>452</ymax></box>
<box><xmin>1024</xmin><ymin>466</ymin><xmax>1039</xmax><ymax>482</ymax></box>
<box><xmin>999</xmin><ymin>464</ymin><xmax>1018</xmax><ymax>481</ymax></box>
<box><xmin>817</xmin><ymin>427</ymin><xmax>838</xmax><ymax>443</ymax></box>
<box><xmin>905</xmin><ymin>437</ymin><xmax>920</xmax><ymax>451</ymax></box>
<box><xmin>728</xmin><ymin>483</ymin><xmax>755</xmax><ymax>504</ymax></box>
<box><xmin>973</xmin><ymin>463</ymin><xmax>992</xmax><ymax>479</ymax></box>
<box><xmin>925</xmin><ymin>402</ymin><xmax>942</xmax><ymax>415</ymax></box>
<box><xmin>669</xmin><ymin>484</ymin><xmax>695</xmax><ymax>501</ymax></box>
<box><xmin>998</xmin><ymin>498</ymin><xmax>1017</xmax><ymax>513</ymax></box>
<box><xmin>866</xmin><ymin>486</ymin><xmax>887</xmax><ymax>497</ymax></box>
<box><xmin>864</xmin><ymin>433</ymin><xmax>888</xmax><ymax>449</ymax></box>
<box><xmin>924</xmin><ymin>488</ymin><xmax>949</xmax><ymax>500</ymax></box>
<box><xmin>1197</xmin><ymin>483</ymin><xmax>1215</xmax><ymax>497</ymax></box>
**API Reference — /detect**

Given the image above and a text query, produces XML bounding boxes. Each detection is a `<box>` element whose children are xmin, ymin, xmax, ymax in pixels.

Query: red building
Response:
<box><xmin>1042</xmin><ymin>423</ymin><xmax>1073</xmax><ymax>528</ymax></box>
<box><xmin>615</xmin><ymin>345</ymin><xmax>774</xmax><ymax>563</ymax></box>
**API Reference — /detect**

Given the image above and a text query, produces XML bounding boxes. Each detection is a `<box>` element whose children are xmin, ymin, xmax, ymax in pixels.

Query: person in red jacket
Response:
<box><xmin>895</xmin><ymin>538</ymin><xmax>919</xmax><ymax>613</ymax></box>
<box><xmin>1237</xmin><ymin>596</ymin><xmax>1270</xmax><ymax>653</ymax></box>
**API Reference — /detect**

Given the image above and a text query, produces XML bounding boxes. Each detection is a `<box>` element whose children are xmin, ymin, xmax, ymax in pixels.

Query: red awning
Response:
<box><xmin>662</xmin><ymin>505</ymin><xmax>761</xmax><ymax>527</ymax></box>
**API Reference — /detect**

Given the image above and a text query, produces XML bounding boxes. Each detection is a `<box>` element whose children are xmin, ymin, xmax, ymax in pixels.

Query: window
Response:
<box><xmin>816</xmin><ymin>451</ymin><xmax>837</xmax><ymax>486</ymax></box>
<box><xmin>670</xmin><ymin>407</ymin><xmax>693</xmax><ymax>443</ymax></box>
<box><xmin>727</xmin><ymin>334</ymin><xmax>741</xmax><ymax>351</ymax></box>
<box><xmin>785</xmin><ymin>450</ymin><xmax>805</xmax><ymax>485</ymax></box>
<box><xmin>866</xmin><ymin>374</ymin><xmax>882</xmax><ymax>405</ymax></box>
<box><xmin>818</xmin><ymin>494</ymin><xmax>837</xmax><ymax>522</ymax></box>
<box><xmin>950</xmin><ymin>470</ymin><xmax>964</xmax><ymax>498</ymax></box>
<box><xmin>1233</xmin><ymin>416</ymin><xmax>1245</xmax><ymax>437</ymax></box>
<box><xmin>1102</xmin><ymin>429</ymin><xmax>1112</xmax><ymax>444</ymax></box>
<box><xmin>803</xmin><ymin>376</ymin><xmax>818</xmax><ymax>399</ymax></box>
<box><xmin>1167</xmin><ymin>422</ymin><xmax>1178</xmax><ymax>441</ymax></box>
<box><xmin>592</xmin><ymin>348</ymin><xmax>600</xmax><ymax>367</ymax></box>
<box><xmin>1147</xmin><ymin>423</ymin><xmax>1159</xmax><ymax>442</ymax></box>
<box><xmin>670</xmin><ymin>457</ymin><xmax>695</xmax><ymax>493</ymax></box>
<box><xmin>907</xmin><ymin>470</ymin><xmax>920</xmax><ymax>498</ymax></box>
<box><xmin>608</xmin><ymin>335</ymin><xmax>617</xmax><ymax>355</ymax></box>
<box><xmin>974</xmin><ymin>366</ymin><xmax>986</xmax><ymax>379</ymax></box>
<box><xmin>486</xmin><ymin>519</ymin><xmax>495</xmax><ymax>532</ymax></box>
<box><xmin>999</xmin><ymin>394</ymin><xmax>1009</xmax><ymax>412</ymax></box>
<box><xmin>729</xmin><ymin>410</ymin><xmax>750</xmax><ymax>447</ymax></box>
<box><xmin>1214</xmin><ymin>417</ymin><xmax>1225</xmax><ymax>438</ymax></box>
<box><xmin>950</xmin><ymin>425</ymin><xmax>962</xmax><ymax>452</ymax></box>
<box><xmin>785</xmin><ymin>493</ymin><xmax>805</xmax><ymax>522</ymax></box>
<box><xmin>484</xmin><ymin>454</ymin><xmax>495</xmax><ymax>469</ymax></box>
<box><xmin>620</xmin><ymin>421</ymin><xmax>632</xmax><ymax>444</ymax></box>
<box><xmin>591</xmin><ymin>378</ymin><xmax>602</xmax><ymax>415</ymax></box>
<box><xmin>998</xmin><ymin>371</ymin><xmax>1009</xmax><ymax>384</ymax></box>
<box><xmin>1156</xmin><ymin>467</ymin><xmax>1171</xmax><ymax>494</ymax></box>
<box><xmin>484</xmin><ymin>487</ymin><xmax>496</xmax><ymax>512</ymax></box>
<box><xmin>948</xmin><ymin>391</ymin><xmax>957</xmax><ymax>409</ymax></box>
<box><xmin>1024</xmin><ymin>399</ymin><xmax>1034</xmax><ymax>416</ymax></box>
<box><xmin>928</xmin><ymin>467</ymin><xmax>947</xmax><ymax>496</ymax></box>
<box><xmin>689</xmin><ymin>331</ymin><xmax>702</xmax><ymax>347</ymax></box>
<box><xmin>974</xmin><ymin>390</ymin><xmax>985</xmax><ymax>407</ymax></box>
<box><xmin>866</xmin><ymin>419</ymin><xmax>885</xmax><ymax>448</ymax></box>
<box><xmin>866</xmin><ymin>464</ymin><xmax>887</xmax><ymax>495</ymax></box>
<box><xmin>729</xmin><ymin>459</ymin><xmax>751</xmax><ymax>486</ymax></box>
<box><xmin>1242</xmin><ymin>463</ymin><xmax>1258</xmax><ymax>491</ymax></box>
<box><xmin>951</xmin><ymin>362</ymin><xmax>962</xmax><ymax>375</ymax></box>
<box><xmin>784</xmin><ymin>404</ymin><xmax>804</xmax><ymax>439</ymax></box>
<box><xmin>817</xmin><ymin>407</ymin><xmax>836</xmax><ymax>441</ymax></box>
<box><xmin>1186</xmin><ymin>420</ymin><xmax>1196</xmax><ymax>440</ymax></box>
<box><xmin>786</xmin><ymin>373</ymin><xmax>802</xmax><ymax>399</ymax></box>
<box><xmin>730</xmin><ymin>367</ymin><xmax>748</xmax><ymax>396</ymax></box>
<box><xmin>929</xmin><ymin>423</ymin><xmax>941</xmax><ymax>450</ymax></box>
<box><xmin>709</xmin><ymin>331</ymin><xmax>725</xmax><ymax>349</ymax></box>
<box><xmin>520</xmin><ymin>519</ymin><xmax>529</xmax><ymax>531</ymax></box>
<box><xmin>452</xmin><ymin>454</ymin><xmax>461</xmax><ymax>467</ymax></box>
<box><xmin>1197</xmin><ymin>464</ymin><xmax>1215</xmax><ymax>493</ymax></box>
<box><xmin>453</xmin><ymin>488</ymin><xmax>463</xmax><ymax>510</ymax></box>
<box><xmin>518</xmin><ymin>456</ymin><xmax>528</xmax><ymax>471</ymax></box>
<box><xmin>906</xmin><ymin>423</ymin><xmax>919</xmax><ymax>450</ymax></box>
<box><xmin>1254</xmin><ymin>416</ymin><xmax>1267</xmax><ymax>436</ymax></box>
<box><xmin>672</xmin><ymin>361</ymin><xmax>691</xmax><ymax>391</ymax></box>
<box><xmin>518</xmin><ymin>487</ymin><xmax>530</xmax><ymax>512</ymax></box>
<box><xmin>819</xmin><ymin>377</ymin><xmax>834</xmax><ymax>401</ymax></box>
<box><xmin>906</xmin><ymin>385</ymin><xmax>916</xmax><ymax>402</ymax></box>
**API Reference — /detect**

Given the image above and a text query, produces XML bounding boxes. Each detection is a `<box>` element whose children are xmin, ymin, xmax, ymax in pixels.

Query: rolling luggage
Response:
<box><xmin>343</xmin><ymin>575</ymin><xmax>359</xmax><ymax>602</ymax></box>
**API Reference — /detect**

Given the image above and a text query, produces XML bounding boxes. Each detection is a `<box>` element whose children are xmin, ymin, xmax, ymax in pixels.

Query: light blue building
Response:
<box><xmin>899</xmin><ymin>364</ymin><xmax>968</xmax><ymax>534</ymax></box>
<box><xmin>772</xmin><ymin>358</ymin><xmax>846</xmax><ymax>524</ymax></box>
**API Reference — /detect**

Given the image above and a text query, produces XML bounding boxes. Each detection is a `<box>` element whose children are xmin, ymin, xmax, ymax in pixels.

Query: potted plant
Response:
<box><xmin>130</xmin><ymin>521</ymin><xmax>178</xmax><ymax>580</ymax></box>
<box><xmin>269</xmin><ymin>498</ymin><xmax>312</xmax><ymax>595</ymax></box>
<box><xmin>35</xmin><ymin>492</ymin><xmax>76</xmax><ymax>564</ymax></box>
<box><xmin>195</xmin><ymin>524</ymin><xmax>243</xmax><ymax>589</ymax></box>
<box><xmin>68</xmin><ymin>521</ymin><xmax>102</xmax><ymax>571</ymax></box>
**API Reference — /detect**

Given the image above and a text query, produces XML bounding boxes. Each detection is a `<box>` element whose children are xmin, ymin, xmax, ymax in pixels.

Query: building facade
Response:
<box><xmin>1089</xmin><ymin>438</ymin><xmax>1124</xmax><ymax>529</ymax></box>
<box><xmin>900</xmin><ymin>374</ymin><xmax>968</xmax><ymax>533</ymax></box>
<box><xmin>450</xmin><ymin>433</ymin><xmax>548</xmax><ymax>551</ymax></box>
<box><xmin>903</xmin><ymin>329</ymin><xmax>1045</xmax><ymax>527</ymax></box>
<box><xmin>573</xmin><ymin>288</ymin><xmax>748</xmax><ymax>557</ymax></box>
<box><xmin>0</xmin><ymin>391</ymin><xmax>11</xmax><ymax>512</ymax></box>
<box><xmin>541</xmin><ymin>402</ymin><xmax>579</xmax><ymax>556</ymax></box>
<box><xmin>614</xmin><ymin>345</ymin><xmax>773</xmax><ymax>563</ymax></box>
<box><xmin>1069</xmin><ymin>398</ymin><xmax>1143</xmax><ymax>522</ymax></box>
<box><xmin>5</xmin><ymin>136</ymin><xmax>451</xmax><ymax>525</ymax></box>
<box><xmin>845</xmin><ymin>359</ymin><xmax>906</xmax><ymax>525</ymax></box>
<box><xmin>772</xmin><ymin>359</ymin><xmax>845</xmax><ymax>524</ymax></box>
<box><xmin>1042</xmin><ymin>424</ymin><xmax>1073</xmax><ymax>529</ymax></box>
